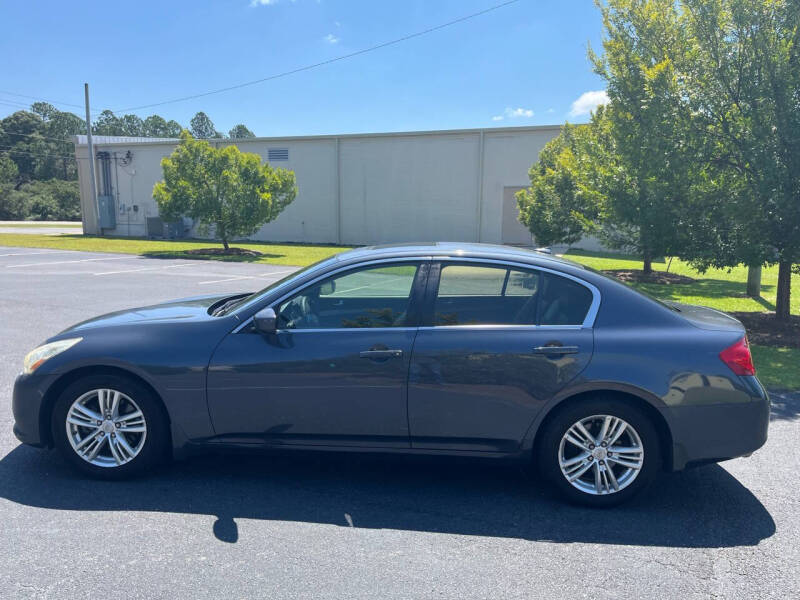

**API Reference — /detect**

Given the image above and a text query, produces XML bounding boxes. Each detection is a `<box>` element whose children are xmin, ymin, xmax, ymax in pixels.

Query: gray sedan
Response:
<box><xmin>12</xmin><ymin>243</ymin><xmax>769</xmax><ymax>506</ymax></box>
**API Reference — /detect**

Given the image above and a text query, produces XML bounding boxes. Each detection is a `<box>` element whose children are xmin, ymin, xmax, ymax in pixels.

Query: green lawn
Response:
<box><xmin>0</xmin><ymin>222</ymin><xmax>81</xmax><ymax>228</ymax></box>
<box><xmin>0</xmin><ymin>233</ymin><xmax>352</xmax><ymax>266</ymax></box>
<box><xmin>563</xmin><ymin>248</ymin><xmax>800</xmax><ymax>315</ymax></box>
<box><xmin>751</xmin><ymin>345</ymin><xmax>800</xmax><ymax>390</ymax></box>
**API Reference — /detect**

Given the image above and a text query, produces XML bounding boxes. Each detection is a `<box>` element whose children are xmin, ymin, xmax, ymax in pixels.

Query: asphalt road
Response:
<box><xmin>0</xmin><ymin>246</ymin><xmax>798</xmax><ymax>599</ymax></box>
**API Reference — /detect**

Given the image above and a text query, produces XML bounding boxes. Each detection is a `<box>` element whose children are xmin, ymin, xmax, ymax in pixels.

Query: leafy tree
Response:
<box><xmin>589</xmin><ymin>0</ymin><xmax>693</xmax><ymax>273</ymax></box>
<box><xmin>143</xmin><ymin>115</ymin><xmax>182</xmax><ymax>138</ymax></box>
<box><xmin>153</xmin><ymin>132</ymin><xmax>297</xmax><ymax>250</ymax></box>
<box><xmin>229</xmin><ymin>124</ymin><xmax>255</xmax><ymax>139</ymax></box>
<box><xmin>682</xmin><ymin>0</ymin><xmax>800</xmax><ymax>319</ymax></box>
<box><xmin>92</xmin><ymin>110</ymin><xmax>125</xmax><ymax>136</ymax></box>
<box><xmin>517</xmin><ymin>123</ymin><xmax>599</xmax><ymax>247</ymax></box>
<box><xmin>0</xmin><ymin>155</ymin><xmax>18</xmax><ymax>184</ymax></box>
<box><xmin>189</xmin><ymin>112</ymin><xmax>222</xmax><ymax>139</ymax></box>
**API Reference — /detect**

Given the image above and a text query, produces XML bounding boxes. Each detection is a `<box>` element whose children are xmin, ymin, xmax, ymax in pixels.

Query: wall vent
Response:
<box><xmin>268</xmin><ymin>148</ymin><xmax>289</xmax><ymax>161</ymax></box>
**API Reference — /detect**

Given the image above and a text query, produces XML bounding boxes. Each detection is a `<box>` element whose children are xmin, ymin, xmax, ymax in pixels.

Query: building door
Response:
<box><xmin>501</xmin><ymin>186</ymin><xmax>533</xmax><ymax>245</ymax></box>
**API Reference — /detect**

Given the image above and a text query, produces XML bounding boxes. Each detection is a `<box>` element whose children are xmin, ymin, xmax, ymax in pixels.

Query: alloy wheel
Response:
<box><xmin>558</xmin><ymin>414</ymin><xmax>644</xmax><ymax>495</ymax></box>
<box><xmin>65</xmin><ymin>388</ymin><xmax>147</xmax><ymax>467</ymax></box>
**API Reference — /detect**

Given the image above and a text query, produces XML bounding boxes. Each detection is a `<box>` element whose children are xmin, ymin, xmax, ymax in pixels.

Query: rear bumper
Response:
<box><xmin>669</xmin><ymin>376</ymin><xmax>769</xmax><ymax>471</ymax></box>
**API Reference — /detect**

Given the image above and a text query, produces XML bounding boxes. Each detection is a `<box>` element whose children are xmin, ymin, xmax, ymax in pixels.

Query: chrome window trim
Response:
<box><xmin>432</xmin><ymin>257</ymin><xmax>601</xmax><ymax>329</ymax></box>
<box><xmin>232</xmin><ymin>257</ymin><xmax>431</xmax><ymax>334</ymax></box>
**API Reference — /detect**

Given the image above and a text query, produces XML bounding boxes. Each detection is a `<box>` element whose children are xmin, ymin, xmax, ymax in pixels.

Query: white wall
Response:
<box><xmin>76</xmin><ymin>126</ymin><xmax>594</xmax><ymax>247</ymax></box>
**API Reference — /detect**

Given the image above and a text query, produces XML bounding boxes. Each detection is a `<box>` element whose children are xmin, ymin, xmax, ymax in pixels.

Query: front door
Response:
<box><xmin>408</xmin><ymin>261</ymin><xmax>595</xmax><ymax>452</ymax></box>
<box><xmin>207</xmin><ymin>261</ymin><xmax>428</xmax><ymax>447</ymax></box>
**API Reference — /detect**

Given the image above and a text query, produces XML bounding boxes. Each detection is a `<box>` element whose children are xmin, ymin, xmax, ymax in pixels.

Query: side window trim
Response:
<box><xmin>423</xmin><ymin>258</ymin><xmax>600</xmax><ymax>329</ymax></box>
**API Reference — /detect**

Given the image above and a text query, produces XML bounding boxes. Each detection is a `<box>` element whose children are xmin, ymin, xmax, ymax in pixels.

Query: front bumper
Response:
<box><xmin>12</xmin><ymin>372</ymin><xmax>49</xmax><ymax>447</ymax></box>
<box><xmin>670</xmin><ymin>376</ymin><xmax>770</xmax><ymax>471</ymax></box>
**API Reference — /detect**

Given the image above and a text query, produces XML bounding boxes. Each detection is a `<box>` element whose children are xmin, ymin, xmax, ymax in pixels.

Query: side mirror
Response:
<box><xmin>253</xmin><ymin>307</ymin><xmax>277</xmax><ymax>335</ymax></box>
<box><xmin>319</xmin><ymin>280</ymin><xmax>336</xmax><ymax>296</ymax></box>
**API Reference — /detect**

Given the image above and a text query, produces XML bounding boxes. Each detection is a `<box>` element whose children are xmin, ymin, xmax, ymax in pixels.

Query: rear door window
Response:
<box><xmin>433</xmin><ymin>264</ymin><xmax>540</xmax><ymax>325</ymax></box>
<box><xmin>538</xmin><ymin>273</ymin><xmax>594</xmax><ymax>325</ymax></box>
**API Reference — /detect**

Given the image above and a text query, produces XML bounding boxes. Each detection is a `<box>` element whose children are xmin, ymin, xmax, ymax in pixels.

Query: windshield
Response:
<box><xmin>217</xmin><ymin>255</ymin><xmax>340</xmax><ymax>317</ymax></box>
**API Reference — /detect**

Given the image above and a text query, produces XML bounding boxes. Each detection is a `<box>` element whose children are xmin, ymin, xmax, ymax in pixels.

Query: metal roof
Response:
<box><xmin>72</xmin><ymin>124</ymin><xmax>563</xmax><ymax>147</ymax></box>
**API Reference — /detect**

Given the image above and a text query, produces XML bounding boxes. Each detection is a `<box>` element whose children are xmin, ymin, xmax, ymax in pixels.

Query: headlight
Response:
<box><xmin>23</xmin><ymin>338</ymin><xmax>82</xmax><ymax>375</ymax></box>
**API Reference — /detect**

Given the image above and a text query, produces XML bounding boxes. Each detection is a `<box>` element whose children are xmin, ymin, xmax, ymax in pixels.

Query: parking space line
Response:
<box><xmin>197</xmin><ymin>270</ymin><xmax>295</xmax><ymax>285</ymax></box>
<box><xmin>0</xmin><ymin>250</ymin><xmax>75</xmax><ymax>258</ymax></box>
<box><xmin>93</xmin><ymin>263</ymin><xmax>196</xmax><ymax>276</ymax></box>
<box><xmin>6</xmin><ymin>256</ymin><xmax>130</xmax><ymax>268</ymax></box>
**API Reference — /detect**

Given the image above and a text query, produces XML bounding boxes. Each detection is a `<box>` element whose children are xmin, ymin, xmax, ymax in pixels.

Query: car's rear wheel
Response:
<box><xmin>538</xmin><ymin>397</ymin><xmax>661</xmax><ymax>507</ymax></box>
<box><xmin>51</xmin><ymin>374</ymin><xmax>168</xmax><ymax>478</ymax></box>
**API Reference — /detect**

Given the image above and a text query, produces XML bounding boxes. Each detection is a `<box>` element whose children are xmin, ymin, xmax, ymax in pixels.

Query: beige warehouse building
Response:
<box><xmin>73</xmin><ymin>125</ymin><xmax>564</xmax><ymax>246</ymax></box>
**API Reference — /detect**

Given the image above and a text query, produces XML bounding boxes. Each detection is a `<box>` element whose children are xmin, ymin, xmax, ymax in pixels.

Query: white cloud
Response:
<box><xmin>546</xmin><ymin>108</ymin><xmax>555</xmax><ymax>113</ymax></box>
<box><xmin>492</xmin><ymin>115</ymin><xmax>504</xmax><ymax>121</ymax></box>
<box><xmin>569</xmin><ymin>90</ymin><xmax>609</xmax><ymax>117</ymax></box>
<box><xmin>250</xmin><ymin>0</ymin><xmax>277</xmax><ymax>6</ymax></box>
<box><xmin>334</xmin><ymin>20</ymin><xmax>341</xmax><ymax>27</ymax></box>
<box><xmin>323</xmin><ymin>33</ymin><xmax>339</xmax><ymax>44</ymax></box>
<box><xmin>505</xmin><ymin>107</ymin><xmax>534</xmax><ymax>118</ymax></box>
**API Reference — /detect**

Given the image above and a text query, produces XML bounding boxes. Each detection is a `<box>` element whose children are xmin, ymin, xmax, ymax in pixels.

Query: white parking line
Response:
<box><xmin>197</xmin><ymin>270</ymin><xmax>295</xmax><ymax>285</ymax></box>
<box><xmin>0</xmin><ymin>250</ymin><xmax>75</xmax><ymax>258</ymax></box>
<box><xmin>6</xmin><ymin>256</ymin><xmax>129</xmax><ymax>268</ymax></box>
<box><xmin>93</xmin><ymin>263</ymin><xmax>196</xmax><ymax>276</ymax></box>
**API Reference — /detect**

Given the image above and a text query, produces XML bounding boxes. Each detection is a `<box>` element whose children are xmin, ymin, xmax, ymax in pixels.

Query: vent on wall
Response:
<box><xmin>268</xmin><ymin>148</ymin><xmax>289</xmax><ymax>161</ymax></box>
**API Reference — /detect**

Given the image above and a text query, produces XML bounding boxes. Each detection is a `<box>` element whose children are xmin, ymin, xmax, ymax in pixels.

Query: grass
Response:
<box><xmin>0</xmin><ymin>233</ymin><xmax>352</xmax><ymax>266</ymax></box>
<box><xmin>0</xmin><ymin>222</ymin><xmax>81</xmax><ymax>228</ymax></box>
<box><xmin>563</xmin><ymin>248</ymin><xmax>800</xmax><ymax>315</ymax></box>
<box><xmin>751</xmin><ymin>345</ymin><xmax>800</xmax><ymax>390</ymax></box>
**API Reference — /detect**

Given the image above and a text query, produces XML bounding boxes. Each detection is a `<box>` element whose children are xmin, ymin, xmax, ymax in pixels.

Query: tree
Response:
<box><xmin>229</xmin><ymin>124</ymin><xmax>255</xmax><ymax>139</ymax></box>
<box><xmin>142</xmin><ymin>115</ymin><xmax>182</xmax><ymax>138</ymax></box>
<box><xmin>153</xmin><ymin>132</ymin><xmax>297</xmax><ymax>250</ymax></box>
<box><xmin>517</xmin><ymin>123</ymin><xmax>599</xmax><ymax>247</ymax></box>
<box><xmin>589</xmin><ymin>0</ymin><xmax>693</xmax><ymax>273</ymax></box>
<box><xmin>92</xmin><ymin>110</ymin><xmax>124</xmax><ymax>136</ymax></box>
<box><xmin>682</xmin><ymin>0</ymin><xmax>800</xmax><ymax>319</ymax></box>
<box><xmin>189</xmin><ymin>112</ymin><xmax>221</xmax><ymax>139</ymax></box>
<box><xmin>0</xmin><ymin>155</ymin><xmax>18</xmax><ymax>184</ymax></box>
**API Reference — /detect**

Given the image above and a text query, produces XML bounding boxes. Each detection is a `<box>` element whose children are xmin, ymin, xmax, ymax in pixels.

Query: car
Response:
<box><xmin>12</xmin><ymin>242</ymin><xmax>769</xmax><ymax>506</ymax></box>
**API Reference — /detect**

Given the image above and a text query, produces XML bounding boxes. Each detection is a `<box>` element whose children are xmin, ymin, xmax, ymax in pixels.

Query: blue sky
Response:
<box><xmin>0</xmin><ymin>0</ymin><xmax>608</xmax><ymax>136</ymax></box>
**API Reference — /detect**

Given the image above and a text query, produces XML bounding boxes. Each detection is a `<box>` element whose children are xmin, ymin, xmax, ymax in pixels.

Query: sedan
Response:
<box><xmin>12</xmin><ymin>243</ymin><xmax>769</xmax><ymax>506</ymax></box>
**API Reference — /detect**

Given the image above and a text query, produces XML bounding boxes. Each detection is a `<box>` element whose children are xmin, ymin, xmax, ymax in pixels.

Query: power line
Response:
<box><xmin>0</xmin><ymin>89</ymin><xmax>101</xmax><ymax>113</ymax></box>
<box><xmin>0</xmin><ymin>146</ymin><xmax>80</xmax><ymax>161</ymax></box>
<box><xmin>114</xmin><ymin>0</ymin><xmax>521</xmax><ymax>113</ymax></box>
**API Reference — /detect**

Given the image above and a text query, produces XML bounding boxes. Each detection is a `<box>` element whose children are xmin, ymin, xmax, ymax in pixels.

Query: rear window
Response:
<box><xmin>538</xmin><ymin>273</ymin><xmax>594</xmax><ymax>325</ymax></box>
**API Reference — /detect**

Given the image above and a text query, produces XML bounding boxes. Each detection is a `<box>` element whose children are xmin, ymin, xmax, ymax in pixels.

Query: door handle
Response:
<box><xmin>532</xmin><ymin>345</ymin><xmax>579</xmax><ymax>355</ymax></box>
<box><xmin>359</xmin><ymin>349</ymin><xmax>403</xmax><ymax>360</ymax></box>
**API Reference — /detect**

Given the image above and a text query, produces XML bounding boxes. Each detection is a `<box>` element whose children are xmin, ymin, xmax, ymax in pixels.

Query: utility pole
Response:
<box><xmin>84</xmin><ymin>83</ymin><xmax>100</xmax><ymax>233</ymax></box>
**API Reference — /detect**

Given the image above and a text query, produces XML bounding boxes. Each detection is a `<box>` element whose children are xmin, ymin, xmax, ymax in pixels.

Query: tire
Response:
<box><xmin>538</xmin><ymin>397</ymin><xmax>661</xmax><ymax>507</ymax></box>
<box><xmin>51</xmin><ymin>374</ymin><xmax>169</xmax><ymax>479</ymax></box>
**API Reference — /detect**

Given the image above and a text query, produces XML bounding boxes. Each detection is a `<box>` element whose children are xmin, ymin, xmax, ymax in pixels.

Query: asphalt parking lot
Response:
<box><xmin>0</xmin><ymin>246</ymin><xmax>798</xmax><ymax>599</ymax></box>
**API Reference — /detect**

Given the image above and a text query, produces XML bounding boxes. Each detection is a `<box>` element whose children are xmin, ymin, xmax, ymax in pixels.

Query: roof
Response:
<box><xmin>73</xmin><ymin>135</ymin><xmax>180</xmax><ymax>145</ymax></box>
<box><xmin>72</xmin><ymin>124</ymin><xmax>563</xmax><ymax>147</ymax></box>
<box><xmin>334</xmin><ymin>242</ymin><xmax>585</xmax><ymax>269</ymax></box>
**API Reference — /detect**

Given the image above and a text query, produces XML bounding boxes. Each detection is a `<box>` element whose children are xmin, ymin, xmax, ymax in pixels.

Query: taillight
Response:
<box><xmin>719</xmin><ymin>336</ymin><xmax>756</xmax><ymax>376</ymax></box>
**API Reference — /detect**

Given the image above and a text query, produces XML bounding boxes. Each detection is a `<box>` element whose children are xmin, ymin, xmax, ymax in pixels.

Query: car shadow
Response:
<box><xmin>0</xmin><ymin>445</ymin><xmax>775</xmax><ymax>548</ymax></box>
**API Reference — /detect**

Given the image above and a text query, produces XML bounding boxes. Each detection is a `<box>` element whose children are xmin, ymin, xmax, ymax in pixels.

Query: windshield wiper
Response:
<box><xmin>211</xmin><ymin>294</ymin><xmax>251</xmax><ymax>316</ymax></box>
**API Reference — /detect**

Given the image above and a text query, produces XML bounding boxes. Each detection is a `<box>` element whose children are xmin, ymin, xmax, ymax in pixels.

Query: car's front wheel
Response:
<box><xmin>538</xmin><ymin>397</ymin><xmax>661</xmax><ymax>507</ymax></box>
<box><xmin>51</xmin><ymin>374</ymin><xmax>168</xmax><ymax>478</ymax></box>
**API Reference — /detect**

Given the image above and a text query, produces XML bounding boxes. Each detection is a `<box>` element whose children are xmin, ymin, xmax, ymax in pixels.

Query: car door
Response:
<box><xmin>206</xmin><ymin>260</ymin><xmax>428</xmax><ymax>448</ymax></box>
<box><xmin>407</xmin><ymin>260</ymin><xmax>596</xmax><ymax>452</ymax></box>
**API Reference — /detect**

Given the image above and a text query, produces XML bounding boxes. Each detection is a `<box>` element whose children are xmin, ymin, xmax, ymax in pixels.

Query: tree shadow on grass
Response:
<box><xmin>633</xmin><ymin>278</ymin><xmax>777</xmax><ymax>310</ymax></box>
<box><xmin>141</xmin><ymin>250</ymin><xmax>283</xmax><ymax>263</ymax></box>
<box><xmin>0</xmin><ymin>445</ymin><xmax>775</xmax><ymax>547</ymax></box>
<box><xmin>768</xmin><ymin>390</ymin><xmax>800</xmax><ymax>422</ymax></box>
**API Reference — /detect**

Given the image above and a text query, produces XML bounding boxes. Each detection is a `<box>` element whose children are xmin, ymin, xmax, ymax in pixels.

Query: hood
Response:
<box><xmin>59</xmin><ymin>293</ymin><xmax>239</xmax><ymax>334</ymax></box>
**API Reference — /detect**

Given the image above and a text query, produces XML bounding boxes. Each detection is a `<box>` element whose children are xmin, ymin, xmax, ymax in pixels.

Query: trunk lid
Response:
<box><xmin>666</xmin><ymin>301</ymin><xmax>746</xmax><ymax>333</ymax></box>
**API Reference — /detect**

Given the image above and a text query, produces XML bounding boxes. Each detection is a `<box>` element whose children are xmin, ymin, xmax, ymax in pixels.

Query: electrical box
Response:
<box><xmin>98</xmin><ymin>195</ymin><xmax>116</xmax><ymax>229</ymax></box>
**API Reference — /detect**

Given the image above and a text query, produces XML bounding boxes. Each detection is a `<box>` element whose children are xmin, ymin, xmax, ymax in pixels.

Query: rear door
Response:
<box><xmin>407</xmin><ymin>260</ymin><xmax>596</xmax><ymax>452</ymax></box>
